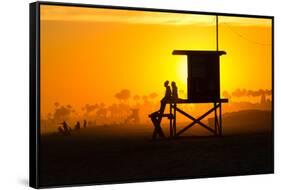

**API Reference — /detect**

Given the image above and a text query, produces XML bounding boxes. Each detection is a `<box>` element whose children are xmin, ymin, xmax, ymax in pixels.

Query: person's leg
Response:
<box><xmin>159</xmin><ymin>98</ymin><xmax>166</xmax><ymax>114</ymax></box>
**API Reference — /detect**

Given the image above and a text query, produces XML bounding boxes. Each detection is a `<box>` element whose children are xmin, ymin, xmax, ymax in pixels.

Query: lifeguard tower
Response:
<box><xmin>149</xmin><ymin>16</ymin><xmax>228</xmax><ymax>140</ymax></box>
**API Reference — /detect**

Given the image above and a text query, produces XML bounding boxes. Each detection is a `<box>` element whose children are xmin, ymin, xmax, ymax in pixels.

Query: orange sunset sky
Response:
<box><xmin>40</xmin><ymin>5</ymin><xmax>272</xmax><ymax>119</ymax></box>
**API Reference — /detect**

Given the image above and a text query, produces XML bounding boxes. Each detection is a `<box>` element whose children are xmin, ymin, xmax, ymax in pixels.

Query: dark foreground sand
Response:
<box><xmin>39</xmin><ymin>125</ymin><xmax>273</xmax><ymax>187</ymax></box>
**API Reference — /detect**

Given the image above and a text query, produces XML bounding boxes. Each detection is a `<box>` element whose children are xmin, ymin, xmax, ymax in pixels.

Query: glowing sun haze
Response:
<box><xmin>40</xmin><ymin>5</ymin><xmax>272</xmax><ymax>118</ymax></box>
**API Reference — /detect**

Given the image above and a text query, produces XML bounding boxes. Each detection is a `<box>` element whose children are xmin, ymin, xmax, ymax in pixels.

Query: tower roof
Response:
<box><xmin>172</xmin><ymin>50</ymin><xmax>226</xmax><ymax>56</ymax></box>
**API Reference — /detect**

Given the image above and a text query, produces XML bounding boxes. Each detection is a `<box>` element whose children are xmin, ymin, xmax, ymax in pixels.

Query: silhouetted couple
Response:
<box><xmin>159</xmin><ymin>80</ymin><xmax>178</xmax><ymax>113</ymax></box>
<box><xmin>149</xmin><ymin>80</ymin><xmax>178</xmax><ymax>118</ymax></box>
<box><xmin>148</xmin><ymin>80</ymin><xmax>178</xmax><ymax>139</ymax></box>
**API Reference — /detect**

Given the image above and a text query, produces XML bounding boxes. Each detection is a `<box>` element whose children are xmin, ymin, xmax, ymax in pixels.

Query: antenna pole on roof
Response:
<box><xmin>216</xmin><ymin>15</ymin><xmax>219</xmax><ymax>51</ymax></box>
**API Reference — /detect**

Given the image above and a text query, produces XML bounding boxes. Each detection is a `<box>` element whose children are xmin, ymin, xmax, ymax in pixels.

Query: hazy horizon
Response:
<box><xmin>40</xmin><ymin>5</ymin><xmax>272</xmax><ymax>134</ymax></box>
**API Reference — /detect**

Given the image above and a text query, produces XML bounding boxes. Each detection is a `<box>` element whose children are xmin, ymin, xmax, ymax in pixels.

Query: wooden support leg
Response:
<box><xmin>156</xmin><ymin>122</ymin><xmax>165</xmax><ymax>138</ymax></box>
<box><xmin>150</xmin><ymin>102</ymin><xmax>168</xmax><ymax>139</ymax></box>
<box><xmin>214</xmin><ymin>102</ymin><xmax>218</xmax><ymax>136</ymax></box>
<box><xmin>219</xmin><ymin>102</ymin><xmax>222</xmax><ymax>136</ymax></box>
<box><xmin>173</xmin><ymin>103</ymin><xmax>177</xmax><ymax>137</ymax></box>
<box><xmin>169</xmin><ymin>104</ymin><xmax>173</xmax><ymax>137</ymax></box>
<box><xmin>151</xmin><ymin>114</ymin><xmax>165</xmax><ymax>140</ymax></box>
<box><xmin>151</xmin><ymin>116</ymin><xmax>157</xmax><ymax>139</ymax></box>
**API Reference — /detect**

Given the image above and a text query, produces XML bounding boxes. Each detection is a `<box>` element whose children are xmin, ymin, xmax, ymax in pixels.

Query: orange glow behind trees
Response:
<box><xmin>40</xmin><ymin>5</ymin><xmax>272</xmax><ymax>123</ymax></box>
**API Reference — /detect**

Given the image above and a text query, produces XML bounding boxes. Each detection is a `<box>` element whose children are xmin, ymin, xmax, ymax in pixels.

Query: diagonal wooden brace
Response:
<box><xmin>174</xmin><ymin>103</ymin><xmax>220</xmax><ymax>136</ymax></box>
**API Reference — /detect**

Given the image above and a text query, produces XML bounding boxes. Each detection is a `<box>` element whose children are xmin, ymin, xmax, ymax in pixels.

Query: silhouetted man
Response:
<box><xmin>159</xmin><ymin>80</ymin><xmax>171</xmax><ymax>113</ymax></box>
<box><xmin>148</xmin><ymin>81</ymin><xmax>171</xmax><ymax>139</ymax></box>
<box><xmin>149</xmin><ymin>80</ymin><xmax>171</xmax><ymax>118</ymax></box>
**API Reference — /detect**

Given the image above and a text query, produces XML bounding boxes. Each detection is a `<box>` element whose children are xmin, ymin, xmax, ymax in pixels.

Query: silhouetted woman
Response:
<box><xmin>171</xmin><ymin>81</ymin><xmax>178</xmax><ymax>101</ymax></box>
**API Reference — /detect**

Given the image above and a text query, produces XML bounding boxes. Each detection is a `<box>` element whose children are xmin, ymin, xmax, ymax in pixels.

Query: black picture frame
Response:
<box><xmin>30</xmin><ymin>1</ymin><xmax>274</xmax><ymax>188</ymax></box>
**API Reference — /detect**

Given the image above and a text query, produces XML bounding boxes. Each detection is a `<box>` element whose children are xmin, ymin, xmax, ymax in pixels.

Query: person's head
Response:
<box><xmin>171</xmin><ymin>81</ymin><xmax>176</xmax><ymax>88</ymax></box>
<box><xmin>164</xmin><ymin>80</ymin><xmax>169</xmax><ymax>87</ymax></box>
